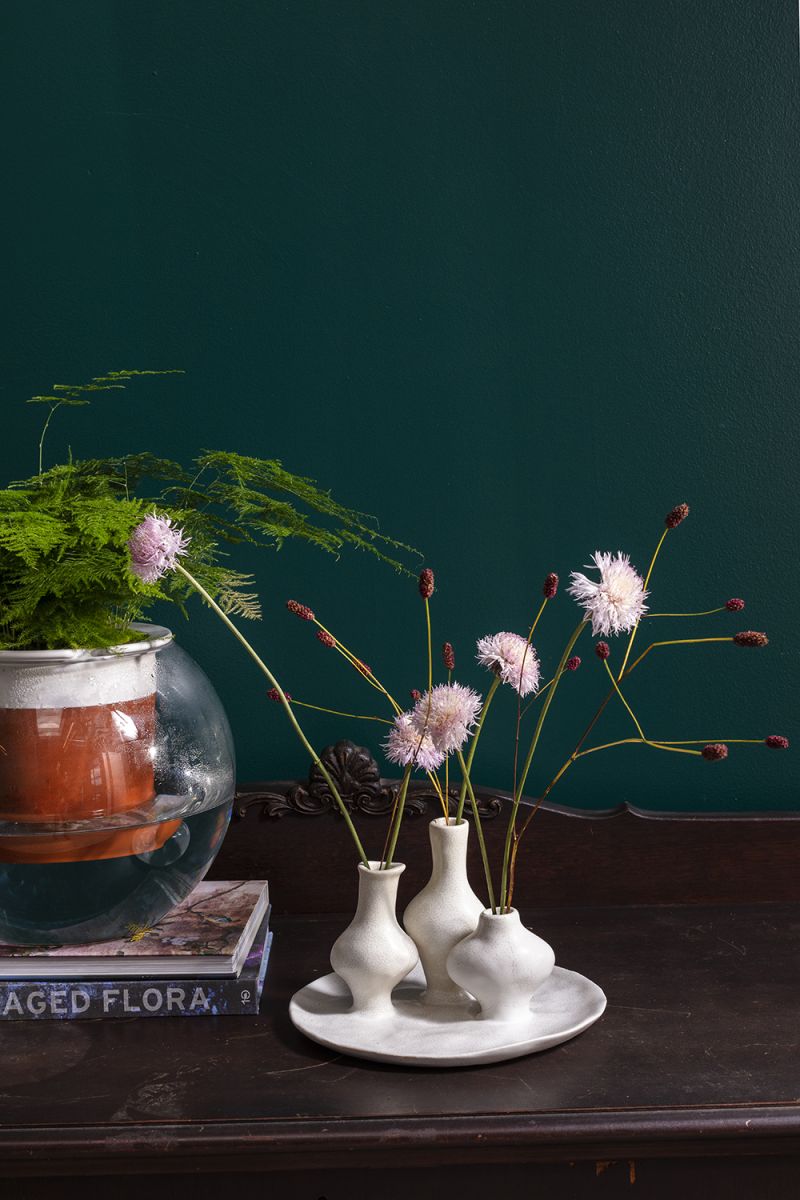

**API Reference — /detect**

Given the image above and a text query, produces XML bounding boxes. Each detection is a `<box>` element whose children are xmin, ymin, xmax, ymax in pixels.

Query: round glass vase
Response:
<box><xmin>0</xmin><ymin>624</ymin><xmax>235</xmax><ymax>945</ymax></box>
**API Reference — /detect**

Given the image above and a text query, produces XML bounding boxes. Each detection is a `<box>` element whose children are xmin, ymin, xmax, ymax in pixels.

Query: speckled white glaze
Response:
<box><xmin>403</xmin><ymin>818</ymin><xmax>483</xmax><ymax>1006</ymax></box>
<box><xmin>329</xmin><ymin>861</ymin><xmax>419</xmax><ymax>1017</ymax></box>
<box><xmin>447</xmin><ymin>908</ymin><xmax>556</xmax><ymax>1022</ymax></box>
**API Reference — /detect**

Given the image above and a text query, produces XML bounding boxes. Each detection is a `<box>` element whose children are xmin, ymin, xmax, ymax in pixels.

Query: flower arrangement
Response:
<box><xmin>250</xmin><ymin>501</ymin><xmax>789</xmax><ymax>911</ymax></box>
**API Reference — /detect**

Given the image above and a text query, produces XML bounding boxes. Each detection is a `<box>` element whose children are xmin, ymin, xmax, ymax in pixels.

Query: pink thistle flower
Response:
<box><xmin>543</xmin><ymin>572</ymin><xmax>559</xmax><ymax>599</ymax></box>
<box><xmin>286</xmin><ymin>599</ymin><xmax>315</xmax><ymax>621</ymax></box>
<box><xmin>765</xmin><ymin>735</ymin><xmax>790</xmax><ymax>750</ymax></box>
<box><xmin>702</xmin><ymin>743</ymin><xmax>728</xmax><ymax>761</ymax></box>
<box><xmin>726</xmin><ymin>598</ymin><xmax>745</xmax><ymax>612</ymax></box>
<box><xmin>384</xmin><ymin>712</ymin><xmax>445</xmax><ymax>772</ymax></box>
<box><xmin>418</xmin><ymin>568</ymin><xmax>435</xmax><ymax>599</ymax></box>
<box><xmin>568</xmin><ymin>551</ymin><xmax>648</xmax><ymax>637</ymax></box>
<box><xmin>595</xmin><ymin>641</ymin><xmax>610</xmax><ymax>661</ymax></box>
<box><xmin>267</xmin><ymin>687</ymin><xmax>292</xmax><ymax>703</ymax></box>
<box><xmin>316</xmin><ymin>630</ymin><xmax>336</xmax><ymax>648</ymax></box>
<box><xmin>665</xmin><ymin>502</ymin><xmax>690</xmax><ymax>528</ymax></box>
<box><xmin>442</xmin><ymin>642</ymin><xmax>455</xmax><ymax>671</ymax></box>
<box><xmin>411</xmin><ymin>683</ymin><xmax>483</xmax><ymax>755</ymax></box>
<box><xmin>565</xmin><ymin>655</ymin><xmax>582</xmax><ymax>671</ymax></box>
<box><xmin>733</xmin><ymin>630</ymin><xmax>768</xmax><ymax>647</ymax></box>
<box><xmin>476</xmin><ymin>632</ymin><xmax>541</xmax><ymax>697</ymax></box>
<box><xmin>128</xmin><ymin>512</ymin><xmax>189</xmax><ymax>583</ymax></box>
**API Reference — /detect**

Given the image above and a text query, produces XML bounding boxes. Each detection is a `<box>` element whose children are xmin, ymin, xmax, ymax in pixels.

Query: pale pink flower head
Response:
<box><xmin>476</xmin><ymin>632</ymin><xmax>541</xmax><ymax>697</ymax></box>
<box><xmin>411</xmin><ymin>682</ymin><xmax>482</xmax><ymax>755</ymax></box>
<box><xmin>128</xmin><ymin>512</ymin><xmax>189</xmax><ymax>583</ymax></box>
<box><xmin>384</xmin><ymin>712</ymin><xmax>445</xmax><ymax>773</ymax></box>
<box><xmin>568</xmin><ymin>551</ymin><xmax>648</xmax><ymax>637</ymax></box>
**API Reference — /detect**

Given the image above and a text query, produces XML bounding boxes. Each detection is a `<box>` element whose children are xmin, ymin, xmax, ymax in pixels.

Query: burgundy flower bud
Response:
<box><xmin>543</xmin><ymin>572</ymin><xmax>559</xmax><ymax>599</ymax></box>
<box><xmin>665</xmin><ymin>502</ymin><xmax>690</xmax><ymax>529</ymax></box>
<box><xmin>595</xmin><ymin>641</ymin><xmax>610</xmax><ymax>661</ymax></box>
<box><xmin>442</xmin><ymin>642</ymin><xmax>455</xmax><ymax>671</ymax></box>
<box><xmin>267</xmin><ymin>687</ymin><xmax>292</xmax><ymax>703</ymax></box>
<box><xmin>725</xmin><ymin>598</ymin><xmax>745</xmax><ymax>612</ymax></box>
<box><xmin>765</xmin><ymin>735</ymin><xmax>790</xmax><ymax>750</ymax></box>
<box><xmin>410</xmin><ymin>689</ymin><xmax>422</xmax><ymax>701</ymax></box>
<box><xmin>733</xmin><ymin>630</ymin><xmax>768</xmax><ymax>648</ymax></box>
<box><xmin>702</xmin><ymin>743</ymin><xmax>728</xmax><ymax>761</ymax></box>
<box><xmin>356</xmin><ymin>661</ymin><xmax>372</xmax><ymax>677</ymax></box>
<box><xmin>565</xmin><ymin>656</ymin><xmax>582</xmax><ymax>672</ymax></box>
<box><xmin>286</xmin><ymin>599</ymin><xmax>315</xmax><ymax>621</ymax></box>
<box><xmin>316</xmin><ymin>629</ymin><xmax>335</xmax><ymax>648</ymax></box>
<box><xmin>418</xmin><ymin>568</ymin><xmax>435</xmax><ymax>599</ymax></box>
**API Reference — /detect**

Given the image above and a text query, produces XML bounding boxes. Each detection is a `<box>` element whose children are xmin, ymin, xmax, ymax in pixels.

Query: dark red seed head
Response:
<box><xmin>565</xmin><ymin>656</ymin><xmax>582</xmax><ymax>672</ymax></box>
<box><xmin>543</xmin><ymin>572</ymin><xmax>559</xmax><ymax>599</ymax></box>
<box><xmin>418</xmin><ymin>568</ymin><xmax>435</xmax><ymax>599</ymax></box>
<box><xmin>267</xmin><ymin>687</ymin><xmax>292</xmax><ymax>703</ymax></box>
<box><xmin>316</xmin><ymin>629</ymin><xmax>335</xmax><ymax>648</ymax></box>
<box><xmin>702</xmin><ymin>743</ymin><xmax>728</xmax><ymax>761</ymax></box>
<box><xmin>733</xmin><ymin>630</ymin><xmax>768</xmax><ymax>648</ymax></box>
<box><xmin>595</xmin><ymin>641</ymin><xmax>610</xmax><ymax>661</ymax></box>
<box><xmin>726</xmin><ymin>598</ymin><xmax>745</xmax><ymax>612</ymax></box>
<box><xmin>765</xmin><ymin>735</ymin><xmax>790</xmax><ymax>750</ymax></box>
<box><xmin>665</xmin><ymin>502</ymin><xmax>690</xmax><ymax>529</ymax></box>
<box><xmin>286</xmin><ymin>599</ymin><xmax>315</xmax><ymax>621</ymax></box>
<box><xmin>442</xmin><ymin>642</ymin><xmax>455</xmax><ymax>671</ymax></box>
<box><xmin>356</xmin><ymin>661</ymin><xmax>372</xmax><ymax>677</ymax></box>
<box><xmin>410</xmin><ymin>689</ymin><xmax>422</xmax><ymax>702</ymax></box>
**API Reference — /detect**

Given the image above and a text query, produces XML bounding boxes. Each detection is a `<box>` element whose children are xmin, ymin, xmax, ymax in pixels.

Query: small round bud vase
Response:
<box><xmin>330</xmin><ymin>861</ymin><xmax>418</xmax><ymax>1017</ymax></box>
<box><xmin>446</xmin><ymin>908</ymin><xmax>556</xmax><ymax>1023</ymax></box>
<box><xmin>403</xmin><ymin>818</ymin><xmax>483</xmax><ymax>1006</ymax></box>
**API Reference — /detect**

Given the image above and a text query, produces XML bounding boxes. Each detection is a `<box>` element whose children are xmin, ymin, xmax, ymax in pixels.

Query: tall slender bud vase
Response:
<box><xmin>329</xmin><ymin>862</ymin><xmax>418</xmax><ymax>1017</ymax></box>
<box><xmin>403</xmin><ymin>818</ymin><xmax>484</xmax><ymax>1006</ymax></box>
<box><xmin>447</xmin><ymin>908</ymin><xmax>555</xmax><ymax>1022</ymax></box>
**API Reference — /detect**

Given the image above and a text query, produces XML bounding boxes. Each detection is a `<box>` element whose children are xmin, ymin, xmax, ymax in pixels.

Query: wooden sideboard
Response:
<box><xmin>2</xmin><ymin>741</ymin><xmax>800</xmax><ymax>1198</ymax></box>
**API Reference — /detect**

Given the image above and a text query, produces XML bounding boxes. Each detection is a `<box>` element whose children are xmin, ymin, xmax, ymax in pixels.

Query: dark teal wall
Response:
<box><xmin>3</xmin><ymin>1</ymin><xmax>798</xmax><ymax>809</ymax></box>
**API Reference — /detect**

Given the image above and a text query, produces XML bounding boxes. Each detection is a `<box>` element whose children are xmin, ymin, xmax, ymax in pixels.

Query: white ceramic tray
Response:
<box><xmin>289</xmin><ymin>962</ymin><xmax>606</xmax><ymax>1067</ymax></box>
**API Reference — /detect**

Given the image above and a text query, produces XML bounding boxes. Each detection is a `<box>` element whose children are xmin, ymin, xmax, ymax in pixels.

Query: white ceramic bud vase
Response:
<box><xmin>446</xmin><ymin>908</ymin><xmax>555</xmax><ymax>1023</ymax></box>
<box><xmin>403</xmin><ymin>818</ymin><xmax>484</xmax><ymax>1006</ymax></box>
<box><xmin>329</xmin><ymin>861</ymin><xmax>419</xmax><ymax>1017</ymax></box>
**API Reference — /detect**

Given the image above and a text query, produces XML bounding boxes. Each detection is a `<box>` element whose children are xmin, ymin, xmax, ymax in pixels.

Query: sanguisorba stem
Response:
<box><xmin>500</xmin><ymin>619</ymin><xmax>586</xmax><ymax>911</ymax></box>
<box><xmin>383</xmin><ymin>764</ymin><xmax>413</xmax><ymax>868</ymax></box>
<box><xmin>455</xmin><ymin>674</ymin><xmax>500</xmax><ymax>822</ymax></box>
<box><xmin>176</xmin><ymin>563</ymin><xmax>370</xmax><ymax>867</ymax></box>
<box><xmin>456</xmin><ymin>749</ymin><xmax>497</xmax><ymax>912</ymax></box>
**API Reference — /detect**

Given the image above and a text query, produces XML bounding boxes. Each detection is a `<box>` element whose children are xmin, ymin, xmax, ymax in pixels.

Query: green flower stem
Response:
<box><xmin>512</xmin><ymin>596</ymin><xmax>549</xmax><ymax>806</ymax></box>
<box><xmin>176</xmin><ymin>563</ymin><xmax>369</xmax><ymax>867</ymax></box>
<box><xmin>455</xmin><ymin>674</ymin><xmax>500</xmax><ymax>822</ymax></box>
<box><xmin>602</xmin><ymin>659</ymin><xmax>646</xmax><ymax>740</ymax></box>
<box><xmin>500</xmin><ymin>620</ymin><xmax>586</xmax><ymax>911</ymax></box>
<box><xmin>643</xmin><ymin>608</ymin><xmax>726</xmax><ymax>618</ymax></box>
<box><xmin>616</xmin><ymin>526</ymin><xmax>669</xmax><ymax>679</ymax></box>
<box><xmin>624</xmin><ymin>636</ymin><xmax>733</xmax><ymax>676</ymax></box>
<box><xmin>456</xmin><ymin>749</ymin><xmax>496</xmax><ymax>912</ymax></box>
<box><xmin>289</xmin><ymin>699</ymin><xmax>393</xmax><ymax>726</ymax></box>
<box><xmin>383</xmin><ymin>764</ymin><xmax>413</xmax><ymax>868</ymax></box>
<box><xmin>577</xmin><ymin>737</ymin><xmax>702</xmax><ymax>758</ymax></box>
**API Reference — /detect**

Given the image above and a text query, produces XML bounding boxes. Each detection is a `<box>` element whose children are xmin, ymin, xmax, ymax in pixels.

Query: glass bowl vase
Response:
<box><xmin>0</xmin><ymin>624</ymin><xmax>235</xmax><ymax>945</ymax></box>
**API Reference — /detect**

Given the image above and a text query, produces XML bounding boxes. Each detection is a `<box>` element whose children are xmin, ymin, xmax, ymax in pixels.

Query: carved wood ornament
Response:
<box><xmin>234</xmin><ymin>739</ymin><xmax>502</xmax><ymax>822</ymax></box>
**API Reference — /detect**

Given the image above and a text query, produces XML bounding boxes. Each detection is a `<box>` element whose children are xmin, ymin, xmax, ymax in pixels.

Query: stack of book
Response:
<box><xmin>0</xmin><ymin>880</ymin><xmax>271</xmax><ymax>1020</ymax></box>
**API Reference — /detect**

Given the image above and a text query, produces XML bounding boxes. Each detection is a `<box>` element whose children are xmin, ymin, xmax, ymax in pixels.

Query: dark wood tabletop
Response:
<box><xmin>3</xmin><ymin>745</ymin><xmax>800</xmax><ymax>1197</ymax></box>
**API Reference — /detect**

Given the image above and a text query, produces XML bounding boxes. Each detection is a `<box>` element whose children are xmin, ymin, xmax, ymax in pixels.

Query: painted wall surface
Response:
<box><xmin>3</xmin><ymin>1</ymin><xmax>798</xmax><ymax>810</ymax></box>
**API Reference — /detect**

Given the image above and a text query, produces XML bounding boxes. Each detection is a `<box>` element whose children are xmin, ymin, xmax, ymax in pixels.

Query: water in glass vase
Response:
<box><xmin>0</xmin><ymin>798</ymin><xmax>232</xmax><ymax>945</ymax></box>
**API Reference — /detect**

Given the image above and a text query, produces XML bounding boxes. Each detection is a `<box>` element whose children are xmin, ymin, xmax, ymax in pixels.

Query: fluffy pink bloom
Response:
<box><xmin>128</xmin><ymin>512</ymin><xmax>189</xmax><ymax>583</ymax></box>
<box><xmin>384</xmin><ymin>713</ymin><xmax>445</xmax><ymax>773</ymax></box>
<box><xmin>411</xmin><ymin>683</ymin><xmax>482</xmax><ymax>755</ymax></box>
<box><xmin>476</xmin><ymin>632</ymin><xmax>541</xmax><ymax>697</ymax></box>
<box><xmin>568</xmin><ymin>551</ymin><xmax>648</xmax><ymax>637</ymax></box>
